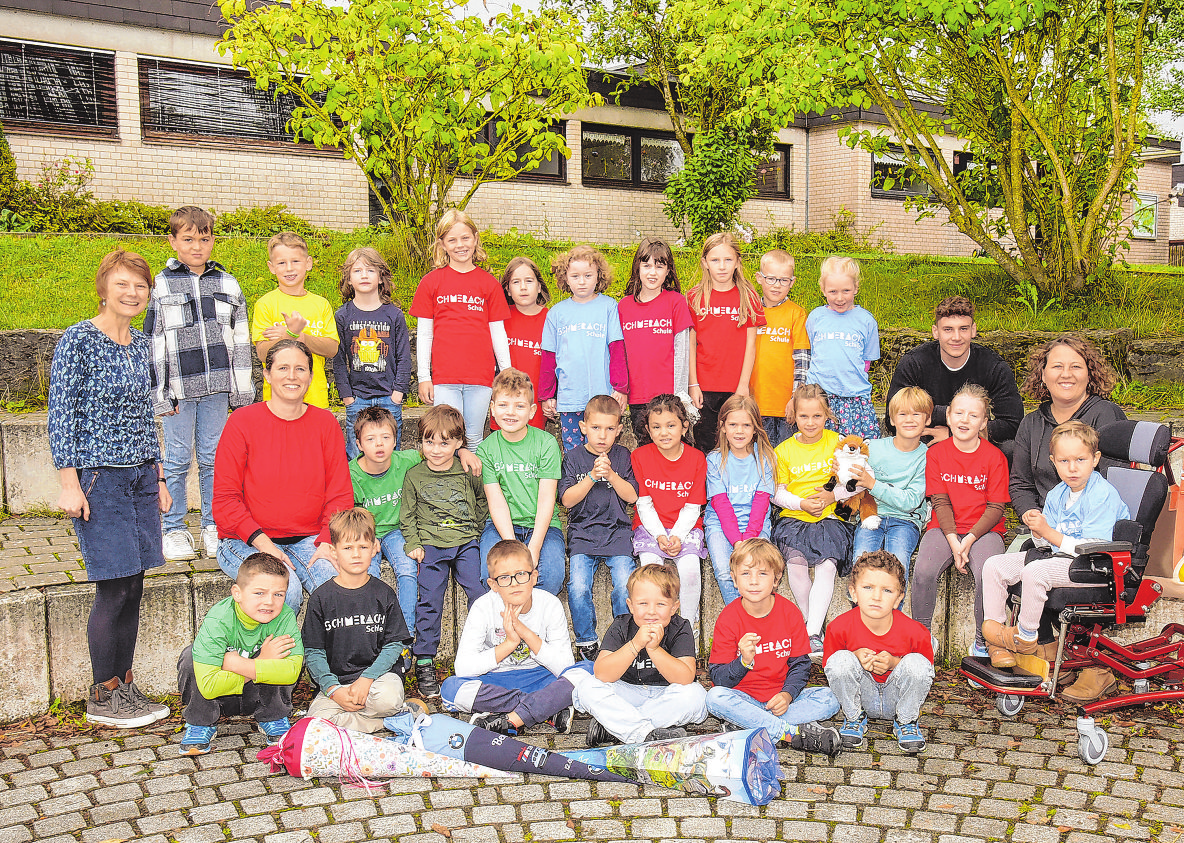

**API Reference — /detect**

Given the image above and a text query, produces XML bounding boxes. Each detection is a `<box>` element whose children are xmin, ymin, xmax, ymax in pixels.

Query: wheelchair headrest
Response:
<box><xmin>1098</xmin><ymin>420</ymin><xmax>1170</xmax><ymax>467</ymax></box>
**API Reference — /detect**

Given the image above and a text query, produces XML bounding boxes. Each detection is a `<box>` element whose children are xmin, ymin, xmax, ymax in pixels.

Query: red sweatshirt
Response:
<box><xmin>213</xmin><ymin>402</ymin><xmax>353</xmax><ymax>546</ymax></box>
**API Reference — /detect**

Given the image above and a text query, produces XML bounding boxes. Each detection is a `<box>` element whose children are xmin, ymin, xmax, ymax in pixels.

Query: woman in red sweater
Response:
<box><xmin>213</xmin><ymin>339</ymin><xmax>353</xmax><ymax>611</ymax></box>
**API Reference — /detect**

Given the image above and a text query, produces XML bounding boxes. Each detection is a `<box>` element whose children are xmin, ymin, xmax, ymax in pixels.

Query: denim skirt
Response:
<box><xmin>771</xmin><ymin>515</ymin><xmax>854</xmax><ymax>574</ymax></box>
<box><xmin>73</xmin><ymin>463</ymin><xmax>166</xmax><ymax>581</ymax></box>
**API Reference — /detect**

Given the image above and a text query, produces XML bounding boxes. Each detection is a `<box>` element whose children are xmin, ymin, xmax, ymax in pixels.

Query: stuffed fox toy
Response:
<box><xmin>822</xmin><ymin>435</ymin><xmax>880</xmax><ymax>529</ymax></box>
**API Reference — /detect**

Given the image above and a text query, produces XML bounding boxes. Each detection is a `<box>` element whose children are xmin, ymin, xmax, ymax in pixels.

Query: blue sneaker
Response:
<box><xmin>839</xmin><ymin>713</ymin><xmax>868</xmax><ymax>749</ymax></box>
<box><xmin>257</xmin><ymin>718</ymin><xmax>290</xmax><ymax>745</ymax></box>
<box><xmin>893</xmin><ymin>720</ymin><xmax>926</xmax><ymax>753</ymax></box>
<box><xmin>179</xmin><ymin>723</ymin><xmax>217</xmax><ymax>756</ymax></box>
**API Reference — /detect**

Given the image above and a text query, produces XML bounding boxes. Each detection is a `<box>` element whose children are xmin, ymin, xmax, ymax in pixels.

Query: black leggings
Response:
<box><xmin>88</xmin><ymin>573</ymin><xmax>145</xmax><ymax>685</ymax></box>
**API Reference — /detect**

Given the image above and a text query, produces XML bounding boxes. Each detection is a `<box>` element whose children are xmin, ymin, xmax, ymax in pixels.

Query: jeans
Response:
<box><xmin>432</xmin><ymin>383</ymin><xmax>492</xmax><ymax>449</ymax></box>
<box><xmin>762</xmin><ymin>415</ymin><xmax>794</xmax><ymax>448</ymax></box>
<box><xmin>851</xmin><ymin>516</ymin><xmax>922</xmax><ymax>589</ymax></box>
<box><xmin>218</xmin><ymin>535</ymin><xmax>336</xmax><ymax>613</ymax></box>
<box><xmin>373</xmin><ymin>529</ymin><xmax>417</xmax><ymax>635</ymax></box>
<box><xmin>567</xmin><ymin>553</ymin><xmax>635</xmax><ymax>645</ymax></box>
<box><xmin>705</xmin><ymin>685</ymin><xmax>841</xmax><ymax>741</ymax></box>
<box><xmin>704</xmin><ymin>524</ymin><xmax>771</xmax><ymax>607</ymax></box>
<box><xmin>479</xmin><ymin>522</ymin><xmax>566</xmax><ymax>595</ymax></box>
<box><xmin>824</xmin><ymin>650</ymin><xmax>935</xmax><ymax>724</ymax></box>
<box><xmin>345</xmin><ymin>395</ymin><xmax>403</xmax><ymax>458</ymax></box>
<box><xmin>162</xmin><ymin>393</ymin><xmax>228</xmax><ymax>531</ymax></box>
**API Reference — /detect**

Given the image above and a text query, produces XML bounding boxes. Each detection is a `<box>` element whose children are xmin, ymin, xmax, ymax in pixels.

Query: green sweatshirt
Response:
<box><xmin>190</xmin><ymin>597</ymin><xmax>304</xmax><ymax>699</ymax></box>
<box><xmin>399</xmin><ymin>457</ymin><xmax>488</xmax><ymax>552</ymax></box>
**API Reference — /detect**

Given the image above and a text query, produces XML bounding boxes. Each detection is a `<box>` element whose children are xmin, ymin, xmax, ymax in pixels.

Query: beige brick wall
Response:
<box><xmin>1122</xmin><ymin>161</ymin><xmax>1172</xmax><ymax>265</ymax></box>
<box><xmin>1172</xmin><ymin>203</ymin><xmax>1184</xmax><ymax>242</ymax></box>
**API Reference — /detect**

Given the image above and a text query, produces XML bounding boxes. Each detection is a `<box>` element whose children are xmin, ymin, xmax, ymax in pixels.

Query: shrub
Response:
<box><xmin>663</xmin><ymin>126</ymin><xmax>759</xmax><ymax>244</ymax></box>
<box><xmin>752</xmin><ymin>208</ymin><xmax>895</xmax><ymax>255</ymax></box>
<box><xmin>215</xmin><ymin>204</ymin><xmax>320</xmax><ymax>238</ymax></box>
<box><xmin>0</xmin><ymin>121</ymin><xmax>16</xmax><ymax>209</ymax></box>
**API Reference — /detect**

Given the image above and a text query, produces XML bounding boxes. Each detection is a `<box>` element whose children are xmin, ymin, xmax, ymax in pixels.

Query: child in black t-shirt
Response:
<box><xmin>559</xmin><ymin>395</ymin><xmax>640</xmax><ymax>663</ymax></box>
<box><xmin>570</xmin><ymin>564</ymin><xmax>707</xmax><ymax>746</ymax></box>
<box><xmin>303</xmin><ymin>508</ymin><xmax>411</xmax><ymax>732</ymax></box>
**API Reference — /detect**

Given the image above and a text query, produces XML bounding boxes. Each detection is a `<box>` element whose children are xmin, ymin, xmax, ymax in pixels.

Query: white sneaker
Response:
<box><xmin>162</xmin><ymin>530</ymin><xmax>197</xmax><ymax>561</ymax></box>
<box><xmin>201</xmin><ymin>525</ymin><xmax>219</xmax><ymax>558</ymax></box>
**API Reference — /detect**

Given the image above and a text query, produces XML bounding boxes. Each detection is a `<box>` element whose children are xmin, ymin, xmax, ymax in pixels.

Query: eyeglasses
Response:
<box><xmin>492</xmin><ymin>569</ymin><xmax>535</xmax><ymax>587</ymax></box>
<box><xmin>758</xmin><ymin>274</ymin><xmax>794</xmax><ymax>287</ymax></box>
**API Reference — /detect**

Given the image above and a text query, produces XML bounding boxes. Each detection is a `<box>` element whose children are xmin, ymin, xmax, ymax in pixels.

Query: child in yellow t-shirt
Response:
<box><xmin>252</xmin><ymin>231</ymin><xmax>339</xmax><ymax>408</ymax></box>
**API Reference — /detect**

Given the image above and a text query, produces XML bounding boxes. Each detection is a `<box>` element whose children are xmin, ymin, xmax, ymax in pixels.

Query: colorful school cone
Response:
<box><xmin>257</xmin><ymin>716</ymin><xmax>506</xmax><ymax>790</ymax></box>
<box><xmin>561</xmin><ymin>728</ymin><xmax>784</xmax><ymax>806</ymax></box>
<box><xmin>384</xmin><ymin>709</ymin><xmax>631</xmax><ymax>784</ymax></box>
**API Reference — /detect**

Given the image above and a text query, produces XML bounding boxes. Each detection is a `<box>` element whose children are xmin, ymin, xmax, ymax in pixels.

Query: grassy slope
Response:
<box><xmin>5</xmin><ymin>232</ymin><xmax>1184</xmax><ymax>336</ymax></box>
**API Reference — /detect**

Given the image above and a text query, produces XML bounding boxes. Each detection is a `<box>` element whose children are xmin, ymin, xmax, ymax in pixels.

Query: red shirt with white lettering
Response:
<box><xmin>710</xmin><ymin>594</ymin><xmax>809</xmax><ymax>701</ymax></box>
<box><xmin>492</xmin><ymin>306</ymin><xmax>547</xmax><ymax>430</ymax></box>
<box><xmin>410</xmin><ymin>265</ymin><xmax>510</xmax><ymax>387</ymax></box>
<box><xmin>618</xmin><ymin>290</ymin><xmax>695</xmax><ymax>404</ymax></box>
<box><xmin>924</xmin><ymin>437</ymin><xmax>1009</xmax><ymax>534</ymax></box>
<box><xmin>631</xmin><ymin>442</ymin><xmax>707</xmax><ymax>531</ymax></box>
<box><xmin>822</xmin><ymin>607</ymin><xmax>934</xmax><ymax>683</ymax></box>
<box><xmin>687</xmin><ymin>285</ymin><xmax>765</xmax><ymax>392</ymax></box>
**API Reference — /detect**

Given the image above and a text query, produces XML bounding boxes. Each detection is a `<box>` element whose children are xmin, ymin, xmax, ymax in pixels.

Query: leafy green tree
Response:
<box><xmin>664</xmin><ymin>125</ymin><xmax>758</xmax><ymax>241</ymax></box>
<box><xmin>1146</xmin><ymin>2</ymin><xmax>1184</xmax><ymax>124</ymax></box>
<box><xmin>676</xmin><ymin>0</ymin><xmax>1169</xmax><ymax>297</ymax></box>
<box><xmin>0</xmin><ymin>122</ymin><xmax>17</xmax><ymax>209</ymax></box>
<box><xmin>217</xmin><ymin>0</ymin><xmax>599</xmax><ymax>265</ymax></box>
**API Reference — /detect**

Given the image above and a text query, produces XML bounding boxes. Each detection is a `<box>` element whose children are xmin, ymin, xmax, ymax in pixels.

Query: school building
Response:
<box><xmin>0</xmin><ymin>0</ymin><xmax>1179</xmax><ymax>263</ymax></box>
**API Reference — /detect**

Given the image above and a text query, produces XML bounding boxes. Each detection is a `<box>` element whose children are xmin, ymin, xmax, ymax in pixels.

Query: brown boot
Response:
<box><xmin>1060</xmin><ymin>667</ymin><xmax>1118</xmax><ymax>704</ymax></box>
<box><xmin>1035</xmin><ymin>642</ymin><xmax>1059</xmax><ymax>663</ymax></box>
<box><xmin>988</xmin><ymin>644</ymin><xmax>1017</xmax><ymax>669</ymax></box>
<box><xmin>982</xmin><ymin>621</ymin><xmax>1038</xmax><ymax>655</ymax></box>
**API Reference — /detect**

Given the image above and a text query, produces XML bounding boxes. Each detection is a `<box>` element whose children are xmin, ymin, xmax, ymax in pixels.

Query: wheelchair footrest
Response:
<box><xmin>960</xmin><ymin>656</ymin><xmax>1045</xmax><ymax>689</ymax></box>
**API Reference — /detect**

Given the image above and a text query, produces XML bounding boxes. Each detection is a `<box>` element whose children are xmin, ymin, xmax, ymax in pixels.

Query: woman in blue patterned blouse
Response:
<box><xmin>48</xmin><ymin>249</ymin><xmax>174</xmax><ymax>730</ymax></box>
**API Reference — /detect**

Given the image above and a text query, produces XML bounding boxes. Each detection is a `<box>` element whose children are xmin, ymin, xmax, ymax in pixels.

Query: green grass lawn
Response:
<box><xmin>5</xmin><ymin>231</ymin><xmax>1184</xmax><ymax>336</ymax></box>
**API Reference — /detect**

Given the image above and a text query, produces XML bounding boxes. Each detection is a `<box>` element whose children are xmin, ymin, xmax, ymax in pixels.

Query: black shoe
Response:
<box><xmin>469</xmin><ymin>712</ymin><xmax>517</xmax><ymax>735</ymax></box>
<box><xmin>788</xmin><ymin>721</ymin><xmax>842</xmax><ymax>758</ymax></box>
<box><xmin>645</xmin><ymin>726</ymin><xmax>687</xmax><ymax>742</ymax></box>
<box><xmin>415</xmin><ymin>659</ymin><xmax>440</xmax><ymax>699</ymax></box>
<box><xmin>575</xmin><ymin>643</ymin><xmax>600</xmax><ymax>663</ymax></box>
<box><xmin>547</xmin><ymin>705</ymin><xmax>575</xmax><ymax>734</ymax></box>
<box><xmin>586</xmin><ymin>718</ymin><xmax>614</xmax><ymax>748</ymax></box>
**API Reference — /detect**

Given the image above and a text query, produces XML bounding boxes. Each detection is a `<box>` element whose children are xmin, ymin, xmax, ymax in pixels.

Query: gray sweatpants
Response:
<box><xmin>824</xmin><ymin>650</ymin><xmax>935</xmax><ymax>724</ymax></box>
<box><xmin>910</xmin><ymin>528</ymin><xmax>1005</xmax><ymax>650</ymax></box>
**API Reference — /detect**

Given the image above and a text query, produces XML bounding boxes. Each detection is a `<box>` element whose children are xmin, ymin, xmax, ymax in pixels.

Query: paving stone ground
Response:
<box><xmin>0</xmin><ymin>691</ymin><xmax>1181</xmax><ymax>843</ymax></box>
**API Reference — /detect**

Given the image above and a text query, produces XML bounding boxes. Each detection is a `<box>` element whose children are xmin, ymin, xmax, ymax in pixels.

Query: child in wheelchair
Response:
<box><xmin>980</xmin><ymin>421</ymin><xmax>1128</xmax><ymax>692</ymax></box>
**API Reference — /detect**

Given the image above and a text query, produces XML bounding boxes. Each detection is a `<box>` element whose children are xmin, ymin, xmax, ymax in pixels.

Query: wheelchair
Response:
<box><xmin>960</xmin><ymin>420</ymin><xmax>1184</xmax><ymax>765</ymax></box>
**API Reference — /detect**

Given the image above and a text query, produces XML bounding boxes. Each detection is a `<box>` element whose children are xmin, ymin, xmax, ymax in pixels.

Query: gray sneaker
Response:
<box><xmin>123</xmin><ymin>670</ymin><xmax>170</xmax><ymax>721</ymax></box>
<box><xmin>86</xmin><ymin>678</ymin><xmax>157</xmax><ymax>729</ymax></box>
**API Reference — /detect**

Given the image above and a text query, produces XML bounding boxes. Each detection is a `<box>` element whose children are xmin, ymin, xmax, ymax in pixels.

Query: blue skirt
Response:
<box><xmin>73</xmin><ymin>463</ymin><xmax>166</xmax><ymax>581</ymax></box>
<box><xmin>771</xmin><ymin>515</ymin><xmax>854</xmax><ymax>575</ymax></box>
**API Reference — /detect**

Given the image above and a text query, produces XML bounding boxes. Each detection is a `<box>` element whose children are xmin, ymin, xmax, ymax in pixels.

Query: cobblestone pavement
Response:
<box><xmin>0</xmin><ymin>687</ymin><xmax>1181</xmax><ymax>843</ymax></box>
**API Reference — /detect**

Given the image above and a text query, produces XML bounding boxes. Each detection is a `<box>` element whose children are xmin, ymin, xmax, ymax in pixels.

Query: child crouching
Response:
<box><xmin>705</xmin><ymin>539</ymin><xmax>841</xmax><ymax>756</ymax></box>
<box><xmin>823</xmin><ymin>550</ymin><xmax>935</xmax><ymax>753</ymax></box>
<box><xmin>572</xmin><ymin>564</ymin><xmax>707</xmax><ymax>746</ymax></box>
<box><xmin>177</xmin><ymin>553</ymin><xmax>301</xmax><ymax>755</ymax></box>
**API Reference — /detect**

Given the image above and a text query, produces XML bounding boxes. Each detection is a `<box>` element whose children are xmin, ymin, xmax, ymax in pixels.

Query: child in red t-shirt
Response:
<box><xmin>618</xmin><ymin>237</ymin><xmax>695</xmax><ymax>443</ymax></box>
<box><xmin>410</xmin><ymin>210</ymin><xmax>511</xmax><ymax>448</ymax></box>
<box><xmin>686</xmin><ymin>232</ymin><xmax>765</xmax><ymax>452</ymax></box>
<box><xmin>910</xmin><ymin>383</ymin><xmax>1009</xmax><ymax>659</ymax></box>
<box><xmin>631</xmin><ymin>394</ymin><xmax>708</xmax><ymax>637</ymax></box>
<box><xmin>705</xmin><ymin>539</ymin><xmax>841</xmax><ymax>756</ymax></box>
<box><xmin>492</xmin><ymin>257</ymin><xmax>549</xmax><ymax>431</ymax></box>
<box><xmin>823</xmin><ymin>550</ymin><xmax>935</xmax><ymax>753</ymax></box>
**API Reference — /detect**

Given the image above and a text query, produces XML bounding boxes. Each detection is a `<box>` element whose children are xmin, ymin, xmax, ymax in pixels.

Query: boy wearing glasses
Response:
<box><xmin>750</xmin><ymin>250</ymin><xmax>810</xmax><ymax>446</ymax></box>
<box><xmin>441</xmin><ymin>539</ymin><xmax>580</xmax><ymax>735</ymax></box>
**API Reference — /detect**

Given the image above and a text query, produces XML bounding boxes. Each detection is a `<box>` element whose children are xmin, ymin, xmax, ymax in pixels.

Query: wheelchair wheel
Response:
<box><xmin>1076</xmin><ymin>717</ymin><xmax>1109</xmax><ymax>766</ymax></box>
<box><xmin>996</xmin><ymin>693</ymin><xmax>1024</xmax><ymax>717</ymax></box>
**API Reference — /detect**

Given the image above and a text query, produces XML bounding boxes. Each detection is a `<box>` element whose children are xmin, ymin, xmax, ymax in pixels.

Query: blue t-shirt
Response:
<box><xmin>542</xmin><ymin>295</ymin><xmax>624</xmax><ymax>412</ymax></box>
<box><xmin>864</xmin><ymin>437</ymin><xmax>928</xmax><ymax>526</ymax></box>
<box><xmin>705</xmin><ymin>449</ymin><xmax>775</xmax><ymax>536</ymax></box>
<box><xmin>803</xmin><ymin>305</ymin><xmax>880</xmax><ymax>399</ymax></box>
<box><xmin>1041</xmin><ymin>472</ymin><xmax>1129</xmax><ymax>555</ymax></box>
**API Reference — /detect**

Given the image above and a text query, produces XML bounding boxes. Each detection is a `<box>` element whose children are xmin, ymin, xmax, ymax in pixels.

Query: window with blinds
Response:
<box><xmin>139</xmin><ymin>58</ymin><xmax>306</xmax><ymax>144</ymax></box>
<box><xmin>0</xmin><ymin>39</ymin><xmax>117</xmax><ymax>133</ymax></box>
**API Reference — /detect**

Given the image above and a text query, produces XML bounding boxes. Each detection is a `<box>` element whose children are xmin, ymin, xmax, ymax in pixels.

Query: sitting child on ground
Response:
<box><xmin>560</xmin><ymin>395</ymin><xmax>640</xmax><ymax>663</ymax></box>
<box><xmin>980</xmin><ymin>421</ymin><xmax>1128</xmax><ymax>691</ymax></box>
<box><xmin>177</xmin><ymin>552</ymin><xmax>302</xmax><ymax>755</ymax></box>
<box><xmin>823</xmin><ymin>550</ymin><xmax>935</xmax><ymax>754</ymax></box>
<box><xmin>441</xmin><ymin>539</ymin><xmax>581</xmax><ymax>735</ymax></box>
<box><xmin>571</xmin><ymin>564</ymin><xmax>708</xmax><ymax>747</ymax></box>
<box><xmin>302</xmin><ymin>508</ymin><xmax>411</xmax><ymax>733</ymax></box>
<box><xmin>705</xmin><ymin>539</ymin><xmax>841</xmax><ymax>756</ymax></box>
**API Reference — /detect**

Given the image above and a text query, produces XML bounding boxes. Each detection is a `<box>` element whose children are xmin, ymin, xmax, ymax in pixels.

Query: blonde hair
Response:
<box><xmin>786</xmin><ymin>383</ymin><xmax>835</xmax><ymax>424</ymax></box>
<box><xmin>1049</xmin><ymin>420</ymin><xmax>1099</xmax><ymax>455</ymax></box>
<box><xmin>888</xmin><ymin>386</ymin><xmax>935</xmax><ymax>420</ymax></box>
<box><xmin>715</xmin><ymin>394</ymin><xmax>775</xmax><ymax>477</ymax></box>
<box><xmin>729</xmin><ymin>538</ymin><xmax>786</xmax><ymax>581</ymax></box>
<box><xmin>491</xmin><ymin>367</ymin><xmax>535</xmax><ymax>403</ymax></box>
<box><xmin>627</xmin><ymin>563</ymin><xmax>680</xmax><ymax>601</ymax></box>
<box><xmin>688</xmin><ymin>232</ymin><xmax>761</xmax><ymax>325</ymax></box>
<box><xmin>329</xmin><ymin>507</ymin><xmax>377</xmax><ymax>545</ymax></box>
<box><xmin>552</xmin><ymin>245</ymin><xmax>612</xmax><ymax>295</ymax></box>
<box><xmin>819</xmin><ymin>255</ymin><xmax>861</xmax><ymax>289</ymax></box>
<box><xmin>433</xmin><ymin>210</ymin><xmax>488</xmax><ymax>269</ymax></box>
<box><xmin>951</xmin><ymin>382</ymin><xmax>991</xmax><ymax>423</ymax></box>
<box><xmin>339</xmin><ymin>247</ymin><xmax>393</xmax><ymax>304</ymax></box>
<box><xmin>267</xmin><ymin>231</ymin><xmax>309</xmax><ymax>256</ymax></box>
<box><xmin>759</xmin><ymin>249</ymin><xmax>795</xmax><ymax>275</ymax></box>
